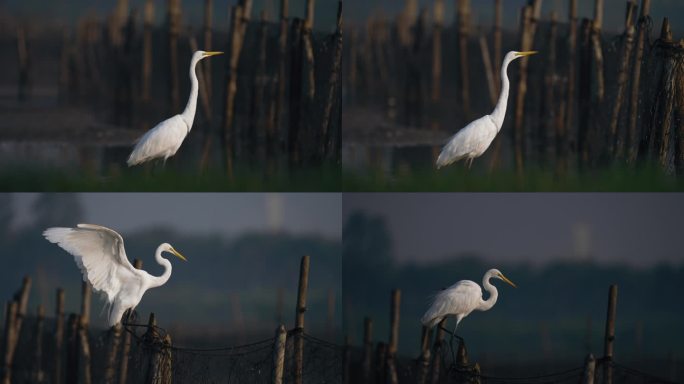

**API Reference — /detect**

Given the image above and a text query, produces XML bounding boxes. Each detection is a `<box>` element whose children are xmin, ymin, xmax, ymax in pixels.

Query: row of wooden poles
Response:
<box><xmin>17</xmin><ymin>0</ymin><xmax>343</xmax><ymax>175</ymax></box>
<box><xmin>350</xmin><ymin>285</ymin><xmax>620</xmax><ymax>384</ymax></box>
<box><xmin>346</xmin><ymin>0</ymin><xmax>684</xmax><ymax>174</ymax></box>
<box><xmin>0</xmin><ymin>255</ymin><xmax>338</xmax><ymax>384</ymax></box>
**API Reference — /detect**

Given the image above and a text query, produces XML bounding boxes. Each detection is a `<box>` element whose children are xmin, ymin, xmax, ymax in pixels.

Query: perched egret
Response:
<box><xmin>43</xmin><ymin>224</ymin><xmax>187</xmax><ymax>327</ymax></box>
<box><xmin>421</xmin><ymin>269</ymin><xmax>516</xmax><ymax>333</ymax></box>
<box><xmin>127</xmin><ymin>50</ymin><xmax>223</xmax><ymax>166</ymax></box>
<box><xmin>436</xmin><ymin>51</ymin><xmax>538</xmax><ymax>169</ymax></box>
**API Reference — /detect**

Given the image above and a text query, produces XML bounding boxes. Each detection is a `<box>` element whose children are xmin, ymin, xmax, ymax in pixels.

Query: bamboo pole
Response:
<box><xmin>656</xmin><ymin>19</ymin><xmax>676</xmax><ymax>172</ymax></box>
<box><xmin>627</xmin><ymin>0</ymin><xmax>651</xmax><ymax>163</ymax></box>
<box><xmin>167</xmin><ymin>0</ymin><xmax>181</xmax><ymax>112</ymax></box>
<box><xmin>247</xmin><ymin>10</ymin><xmax>269</xmax><ymax>161</ymax></box>
<box><xmin>272</xmin><ymin>325</ymin><xmax>287</xmax><ymax>384</ymax></box>
<box><xmin>361</xmin><ymin>317</ymin><xmax>372</xmax><ymax>384</ymax></box>
<box><xmin>609</xmin><ymin>1</ymin><xmax>637</xmax><ymax>159</ymax></box>
<box><xmin>32</xmin><ymin>305</ymin><xmax>45</xmax><ymax>383</ymax></box>
<box><xmin>65</xmin><ymin>314</ymin><xmax>78</xmax><ymax>384</ymax></box>
<box><xmin>582</xmin><ymin>353</ymin><xmax>595</xmax><ymax>384</ymax></box>
<box><xmin>320</xmin><ymin>1</ymin><xmax>343</xmax><ymax>158</ymax></box>
<box><xmin>78</xmin><ymin>323</ymin><xmax>92</xmax><ymax>384</ymax></box>
<box><xmin>562</xmin><ymin>0</ymin><xmax>578</xmax><ymax>170</ymax></box>
<box><xmin>416</xmin><ymin>326</ymin><xmax>431</xmax><ymax>384</ymax></box>
<box><xmin>429</xmin><ymin>318</ymin><xmax>446</xmax><ymax>384</ymax></box>
<box><xmin>203</xmin><ymin>0</ymin><xmax>213</xmax><ymax>102</ymax></box>
<box><xmin>80</xmin><ymin>282</ymin><xmax>91</xmax><ymax>329</ymax></box>
<box><xmin>288</xmin><ymin>18</ymin><xmax>304</xmax><ymax>166</ymax></box>
<box><xmin>578</xmin><ymin>19</ymin><xmax>592</xmax><ymax>167</ymax></box>
<box><xmin>514</xmin><ymin>5</ymin><xmax>532</xmax><ymax>174</ymax></box>
<box><xmin>591</xmin><ymin>0</ymin><xmax>605</xmax><ymax>103</ymax></box>
<box><xmin>677</xmin><ymin>41</ymin><xmax>684</xmax><ymax>174</ymax></box>
<box><xmin>479</xmin><ymin>34</ymin><xmax>496</xmax><ymax>107</ymax></box>
<box><xmin>54</xmin><ymin>289</ymin><xmax>65</xmax><ymax>384</ymax></box>
<box><xmin>457</xmin><ymin>0</ymin><xmax>471</xmax><ymax>120</ymax></box>
<box><xmin>303</xmin><ymin>0</ymin><xmax>316</xmax><ymax>102</ymax></box>
<box><xmin>386</xmin><ymin>289</ymin><xmax>400</xmax><ymax>384</ymax></box>
<box><xmin>1</xmin><ymin>302</ymin><xmax>17</xmax><ymax>384</ymax></box>
<box><xmin>141</xmin><ymin>0</ymin><xmax>154</xmax><ymax>103</ymax></box>
<box><xmin>294</xmin><ymin>255</ymin><xmax>310</xmax><ymax>384</ymax></box>
<box><xmin>104</xmin><ymin>324</ymin><xmax>122</xmax><ymax>384</ymax></box>
<box><xmin>273</xmin><ymin>0</ymin><xmax>289</xmax><ymax>150</ymax></box>
<box><xmin>603</xmin><ymin>285</ymin><xmax>618</xmax><ymax>384</ymax></box>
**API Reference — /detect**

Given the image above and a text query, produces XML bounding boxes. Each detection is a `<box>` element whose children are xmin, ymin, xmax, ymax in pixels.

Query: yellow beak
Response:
<box><xmin>203</xmin><ymin>51</ymin><xmax>224</xmax><ymax>57</ymax></box>
<box><xmin>515</xmin><ymin>51</ymin><xmax>538</xmax><ymax>57</ymax></box>
<box><xmin>500</xmin><ymin>274</ymin><xmax>517</xmax><ymax>288</ymax></box>
<box><xmin>169</xmin><ymin>247</ymin><xmax>188</xmax><ymax>262</ymax></box>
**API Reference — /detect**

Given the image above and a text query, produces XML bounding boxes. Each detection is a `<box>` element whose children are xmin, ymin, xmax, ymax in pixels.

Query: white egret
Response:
<box><xmin>436</xmin><ymin>51</ymin><xmax>538</xmax><ymax>169</ymax></box>
<box><xmin>127</xmin><ymin>50</ymin><xmax>223</xmax><ymax>166</ymax></box>
<box><xmin>43</xmin><ymin>224</ymin><xmax>187</xmax><ymax>327</ymax></box>
<box><xmin>421</xmin><ymin>269</ymin><xmax>516</xmax><ymax>333</ymax></box>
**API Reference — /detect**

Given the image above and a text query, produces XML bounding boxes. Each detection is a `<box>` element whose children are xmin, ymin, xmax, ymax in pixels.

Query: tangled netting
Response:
<box><xmin>345</xmin><ymin>342</ymin><xmax>680</xmax><ymax>384</ymax></box>
<box><xmin>5</xmin><ymin>316</ymin><xmax>343</xmax><ymax>384</ymax></box>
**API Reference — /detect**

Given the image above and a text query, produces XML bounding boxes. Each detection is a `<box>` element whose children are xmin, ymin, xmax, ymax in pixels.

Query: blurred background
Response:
<box><xmin>0</xmin><ymin>0</ymin><xmax>342</xmax><ymax>190</ymax></box>
<box><xmin>343</xmin><ymin>193</ymin><xmax>683</xmax><ymax>379</ymax></box>
<box><xmin>0</xmin><ymin>193</ymin><xmax>342</xmax><ymax>344</ymax></box>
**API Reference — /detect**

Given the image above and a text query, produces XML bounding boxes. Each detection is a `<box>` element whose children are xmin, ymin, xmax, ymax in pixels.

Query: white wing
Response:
<box><xmin>421</xmin><ymin>280</ymin><xmax>482</xmax><ymax>327</ymax></box>
<box><xmin>43</xmin><ymin>224</ymin><xmax>138</xmax><ymax>304</ymax></box>
<box><xmin>436</xmin><ymin>116</ymin><xmax>498</xmax><ymax>167</ymax></box>
<box><xmin>127</xmin><ymin>115</ymin><xmax>188</xmax><ymax>166</ymax></box>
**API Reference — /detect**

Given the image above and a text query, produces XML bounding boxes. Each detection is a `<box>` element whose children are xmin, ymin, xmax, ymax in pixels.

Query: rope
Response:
<box><xmin>613</xmin><ymin>361</ymin><xmax>680</xmax><ymax>384</ymax></box>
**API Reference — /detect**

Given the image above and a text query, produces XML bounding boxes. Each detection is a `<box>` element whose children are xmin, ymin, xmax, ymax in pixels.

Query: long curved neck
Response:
<box><xmin>489</xmin><ymin>57</ymin><xmax>513</xmax><ymax>131</ymax></box>
<box><xmin>148</xmin><ymin>245</ymin><xmax>173</xmax><ymax>289</ymax></box>
<box><xmin>180</xmin><ymin>57</ymin><xmax>201</xmax><ymax>130</ymax></box>
<box><xmin>478</xmin><ymin>273</ymin><xmax>499</xmax><ymax>311</ymax></box>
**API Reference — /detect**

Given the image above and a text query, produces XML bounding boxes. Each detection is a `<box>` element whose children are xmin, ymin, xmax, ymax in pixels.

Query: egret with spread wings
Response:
<box><xmin>43</xmin><ymin>224</ymin><xmax>187</xmax><ymax>327</ymax></box>
<box><xmin>127</xmin><ymin>50</ymin><xmax>223</xmax><ymax>166</ymax></box>
<box><xmin>436</xmin><ymin>51</ymin><xmax>537</xmax><ymax>169</ymax></box>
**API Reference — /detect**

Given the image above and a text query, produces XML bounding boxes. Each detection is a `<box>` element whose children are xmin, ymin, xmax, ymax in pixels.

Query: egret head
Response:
<box><xmin>505</xmin><ymin>50</ymin><xmax>538</xmax><ymax>63</ymax></box>
<box><xmin>193</xmin><ymin>50</ymin><xmax>224</xmax><ymax>62</ymax></box>
<box><xmin>488</xmin><ymin>268</ymin><xmax>516</xmax><ymax>288</ymax></box>
<box><xmin>161</xmin><ymin>243</ymin><xmax>188</xmax><ymax>262</ymax></box>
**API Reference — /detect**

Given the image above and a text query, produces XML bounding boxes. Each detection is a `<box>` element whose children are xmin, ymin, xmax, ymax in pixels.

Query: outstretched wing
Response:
<box><xmin>43</xmin><ymin>224</ymin><xmax>138</xmax><ymax>304</ymax></box>
<box><xmin>421</xmin><ymin>280</ymin><xmax>482</xmax><ymax>327</ymax></box>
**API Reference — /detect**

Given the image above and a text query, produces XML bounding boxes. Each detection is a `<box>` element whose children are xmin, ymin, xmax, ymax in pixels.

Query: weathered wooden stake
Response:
<box><xmin>416</xmin><ymin>326</ymin><xmax>432</xmax><ymax>384</ymax></box>
<box><xmin>167</xmin><ymin>0</ymin><xmax>182</xmax><ymax>112</ymax></box>
<box><xmin>320</xmin><ymin>1</ymin><xmax>343</xmax><ymax>159</ymax></box>
<box><xmin>78</xmin><ymin>322</ymin><xmax>92</xmax><ymax>384</ymax></box>
<box><xmin>603</xmin><ymin>285</ymin><xmax>618</xmax><ymax>384</ymax></box>
<box><xmin>32</xmin><ymin>305</ymin><xmax>45</xmax><ymax>383</ymax></box>
<box><xmin>429</xmin><ymin>318</ymin><xmax>446</xmax><ymax>384</ymax></box>
<box><xmin>80</xmin><ymin>282</ymin><xmax>91</xmax><ymax>328</ymax></box>
<box><xmin>457</xmin><ymin>0</ymin><xmax>471</xmax><ymax>120</ymax></box>
<box><xmin>386</xmin><ymin>289</ymin><xmax>400</xmax><ymax>384</ymax></box>
<box><xmin>104</xmin><ymin>324</ymin><xmax>122</xmax><ymax>384</ymax></box>
<box><xmin>272</xmin><ymin>325</ymin><xmax>287</xmax><ymax>384</ymax></box>
<box><xmin>14</xmin><ymin>276</ymin><xmax>32</xmax><ymax>336</ymax></box>
<box><xmin>582</xmin><ymin>353</ymin><xmax>595</xmax><ymax>384</ymax></box>
<box><xmin>627</xmin><ymin>0</ymin><xmax>651</xmax><ymax>163</ymax></box>
<box><xmin>65</xmin><ymin>314</ymin><xmax>78</xmax><ymax>384</ymax></box>
<box><xmin>294</xmin><ymin>255</ymin><xmax>310</xmax><ymax>384</ymax></box>
<box><xmin>591</xmin><ymin>0</ymin><xmax>605</xmax><ymax>103</ymax></box>
<box><xmin>54</xmin><ymin>289</ymin><xmax>65</xmax><ymax>384</ymax></box>
<box><xmin>479</xmin><ymin>34</ymin><xmax>496</xmax><ymax>107</ymax></box>
<box><xmin>273</xmin><ymin>0</ymin><xmax>289</xmax><ymax>149</ymax></box>
<box><xmin>609</xmin><ymin>1</ymin><xmax>636</xmax><ymax>159</ymax></box>
<box><xmin>1</xmin><ymin>302</ymin><xmax>17</xmax><ymax>384</ymax></box>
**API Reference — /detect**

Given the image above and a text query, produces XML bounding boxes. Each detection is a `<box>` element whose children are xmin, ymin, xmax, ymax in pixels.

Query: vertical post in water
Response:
<box><xmin>416</xmin><ymin>326</ymin><xmax>432</xmax><ymax>384</ymax></box>
<box><xmin>320</xmin><ymin>1</ymin><xmax>343</xmax><ymax>158</ymax></box>
<box><xmin>294</xmin><ymin>255</ymin><xmax>310</xmax><ymax>384</ymax></box>
<box><xmin>361</xmin><ymin>317</ymin><xmax>373</xmax><ymax>384</ymax></box>
<box><xmin>429</xmin><ymin>318</ymin><xmax>446</xmax><ymax>384</ymax></box>
<box><xmin>142</xmin><ymin>0</ymin><xmax>154</xmax><ymax>103</ymax></box>
<box><xmin>457</xmin><ymin>0</ymin><xmax>471</xmax><ymax>120</ymax></box>
<box><xmin>479</xmin><ymin>34</ymin><xmax>497</xmax><ymax>107</ymax></box>
<box><xmin>273</xmin><ymin>0</ymin><xmax>289</xmax><ymax>149</ymax></box>
<box><xmin>627</xmin><ymin>0</ymin><xmax>651</xmax><ymax>163</ymax></box>
<box><xmin>603</xmin><ymin>285</ymin><xmax>618</xmax><ymax>384</ymax></box>
<box><xmin>272</xmin><ymin>325</ymin><xmax>287</xmax><ymax>384</ymax></box>
<box><xmin>32</xmin><ymin>305</ymin><xmax>45</xmax><ymax>383</ymax></box>
<box><xmin>167</xmin><ymin>0</ymin><xmax>181</xmax><ymax>112</ymax></box>
<box><xmin>582</xmin><ymin>353</ymin><xmax>595</xmax><ymax>384</ymax></box>
<box><xmin>591</xmin><ymin>0</ymin><xmax>605</xmax><ymax>103</ymax></box>
<box><xmin>104</xmin><ymin>324</ymin><xmax>122</xmax><ymax>384</ymax></box>
<box><xmin>609</xmin><ymin>1</ymin><xmax>636</xmax><ymax>159</ymax></box>
<box><xmin>65</xmin><ymin>314</ymin><xmax>78</xmax><ymax>384</ymax></box>
<box><xmin>564</xmin><ymin>0</ymin><xmax>578</xmax><ymax>172</ymax></box>
<box><xmin>15</xmin><ymin>276</ymin><xmax>32</xmax><ymax>336</ymax></box>
<box><xmin>386</xmin><ymin>289</ymin><xmax>400</xmax><ymax>384</ymax></box>
<box><xmin>54</xmin><ymin>289</ymin><xmax>65</xmax><ymax>384</ymax></box>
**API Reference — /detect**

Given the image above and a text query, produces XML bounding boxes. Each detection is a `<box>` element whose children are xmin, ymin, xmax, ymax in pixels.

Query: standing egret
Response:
<box><xmin>436</xmin><ymin>51</ymin><xmax>538</xmax><ymax>169</ymax></box>
<box><xmin>127</xmin><ymin>50</ymin><xmax>223</xmax><ymax>166</ymax></box>
<box><xmin>421</xmin><ymin>269</ymin><xmax>516</xmax><ymax>358</ymax></box>
<box><xmin>43</xmin><ymin>224</ymin><xmax>188</xmax><ymax>327</ymax></box>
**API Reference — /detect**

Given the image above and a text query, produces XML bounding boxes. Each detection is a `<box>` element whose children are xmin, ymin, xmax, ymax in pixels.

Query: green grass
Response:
<box><xmin>343</xmin><ymin>165</ymin><xmax>684</xmax><ymax>191</ymax></box>
<box><xmin>0</xmin><ymin>165</ymin><xmax>341</xmax><ymax>191</ymax></box>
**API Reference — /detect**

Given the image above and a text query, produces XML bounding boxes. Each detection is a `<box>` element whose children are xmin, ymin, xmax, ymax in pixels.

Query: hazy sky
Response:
<box><xmin>343</xmin><ymin>193</ymin><xmax>684</xmax><ymax>267</ymax></box>
<box><xmin>11</xmin><ymin>193</ymin><xmax>341</xmax><ymax>239</ymax></box>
